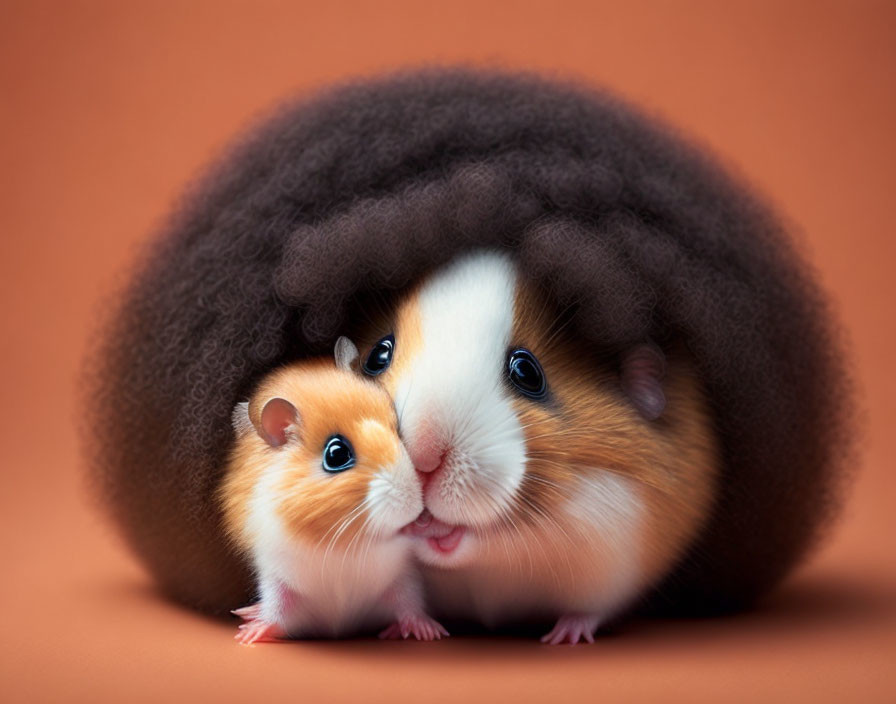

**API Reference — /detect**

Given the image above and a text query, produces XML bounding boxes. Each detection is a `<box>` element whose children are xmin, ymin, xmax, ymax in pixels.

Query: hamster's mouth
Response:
<box><xmin>401</xmin><ymin>509</ymin><xmax>467</xmax><ymax>555</ymax></box>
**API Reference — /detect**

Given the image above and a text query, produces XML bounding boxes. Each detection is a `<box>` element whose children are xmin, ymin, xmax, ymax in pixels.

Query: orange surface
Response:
<box><xmin>2</xmin><ymin>1</ymin><xmax>894</xmax><ymax>701</ymax></box>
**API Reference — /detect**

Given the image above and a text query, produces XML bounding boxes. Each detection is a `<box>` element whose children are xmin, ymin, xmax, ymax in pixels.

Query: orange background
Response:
<box><xmin>2</xmin><ymin>1</ymin><xmax>894</xmax><ymax>701</ymax></box>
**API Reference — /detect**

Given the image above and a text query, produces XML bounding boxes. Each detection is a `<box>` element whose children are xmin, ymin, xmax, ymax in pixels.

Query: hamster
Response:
<box><xmin>219</xmin><ymin>337</ymin><xmax>448</xmax><ymax>643</ymax></box>
<box><xmin>354</xmin><ymin>251</ymin><xmax>719</xmax><ymax>644</ymax></box>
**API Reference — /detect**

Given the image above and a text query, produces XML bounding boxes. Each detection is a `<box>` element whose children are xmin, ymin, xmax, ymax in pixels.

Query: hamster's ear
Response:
<box><xmin>334</xmin><ymin>336</ymin><xmax>360</xmax><ymax>371</ymax></box>
<box><xmin>620</xmin><ymin>343</ymin><xmax>666</xmax><ymax>421</ymax></box>
<box><xmin>231</xmin><ymin>401</ymin><xmax>253</xmax><ymax>438</ymax></box>
<box><xmin>259</xmin><ymin>397</ymin><xmax>300</xmax><ymax>447</ymax></box>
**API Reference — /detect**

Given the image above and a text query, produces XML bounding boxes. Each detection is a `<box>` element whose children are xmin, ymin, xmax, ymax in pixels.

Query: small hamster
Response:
<box><xmin>219</xmin><ymin>337</ymin><xmax>448</xmax><ymax>643</ymax></box>
<box><xmin>355</xmin><ymin>251</ymin><xmax>719</xmax><ymax>644</ymax></box>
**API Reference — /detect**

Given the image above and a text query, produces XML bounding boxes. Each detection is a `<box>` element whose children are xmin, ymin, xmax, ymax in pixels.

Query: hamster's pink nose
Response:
<box><xmin>408</xmin><ymin>417</ymin><xmax>447</xmax><ymax>488</ymax></box>
<box><xmin>413</xmin><ymin>446</ymin><xmax>445</xmax><ymax>474</ymax></box>
<box><xmin>412</xmin><ymin>445</ymin><xmax>448</xmax><ymax>492</ymax></box>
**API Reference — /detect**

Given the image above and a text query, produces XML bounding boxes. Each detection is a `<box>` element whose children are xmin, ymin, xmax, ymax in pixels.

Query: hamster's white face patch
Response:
<box><xmin>363</xmin><ymin>438</ymin><xmax>424</xmax><ymax>537</ymax></box>
<box><xmin>394</xmin><ymin>251</ymin><xmax>527</xmax><ymax>539</ymax></box>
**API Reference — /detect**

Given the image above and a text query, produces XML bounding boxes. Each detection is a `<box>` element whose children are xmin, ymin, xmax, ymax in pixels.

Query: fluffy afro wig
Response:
<box><xmin>84</xmin><ymin>67</ymin><xmax>853</xmax><ymax>617</ymax></box>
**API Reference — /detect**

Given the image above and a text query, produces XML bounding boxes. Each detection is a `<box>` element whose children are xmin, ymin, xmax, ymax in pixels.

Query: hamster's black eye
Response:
<box><xmin>362</xmin><ymin>334</ymin><xmax>394</xmax><ymax>376</ymax></box>
<box><xmin>507</xmin><ymin>348</ymin><xmax>547</xmax><ymax>400</ymax></box>
<box><xmin>322</xmin><ymin>435</ymin><xmax>355</xmax><ymax>473</ymax></box>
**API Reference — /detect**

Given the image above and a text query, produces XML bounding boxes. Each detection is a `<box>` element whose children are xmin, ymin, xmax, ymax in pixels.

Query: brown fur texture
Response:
<box><xmin>508</xmin><ymin>286</ymin><xmax>719</xmax><ymax>603</ymax></box>
<box><xmin>82</xmin><ymin>67</ymin><xmax>853</xmax><ymax>616</ymax></box>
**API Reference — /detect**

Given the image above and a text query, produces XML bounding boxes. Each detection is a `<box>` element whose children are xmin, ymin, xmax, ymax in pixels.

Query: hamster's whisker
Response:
<box><xmin>512</xmin><ymin>493</ymin><xmax>580</xmax><ymax>586</ymax></box>
<box><xmin>476</xmin><ymin>423</ymin><xmax>529</xmax><ymax>444</ymax></box>
<box><xmin>314</xmin><ymin>501</ymin><xmax>367</xmax><ymax>554</ymax></box>
<box><xmin>511</xmin><ymin>420</ymin><xmax>545</xmax><ymax>432</ymax></box>
<box><xmin>483</xmin><ymin>518</ymin><xmax>518</xmax><ymax>574</ymax></box>
<box><xmin>504</xmin><ymin>495</ymin><xmax>566</xmax><ymax>588</ymax></box>
<box><xmin>344</xmin><ymin>513</ymin><xmax>378</xmax><ymax>573</ymax></box>
<box><xmin>467</xmin><ymin>466</ymin><xmax>517</xmax><ymax>516</ymax></box>
<box><xmin>520</xmin><ymin>295</ymin><xmax>574</xmax><ymax>354</ymax></box>
<box><xmin>340</xmin><ymin>512</ymin><xmax>375</xmax><ymax>574</ymax></box>
<box><xmin>315</xmin><ymin>501</ymin><xmax>367</xmax><ymax>555</ymax></box>
<box><xmin>526</xmin><ymin>455</ymin><xmax>681</xmax><ymax>497</ymax></box>
<box><xmin>519</xmin><ymin>512</ymin><xmax>564</xmax><ymax>586</ymax></box>
<box><xmin>534</xmin><ymin>301</ymin><xmax>577</xmax><ymax>351</ymax></box>
<box><xmin>450</xmin><ymin>397</ymin><xmax>486</xmax><ymax>447</ymax></box>
<box><xmin>470</xmin><ymin>473</ymin><xmax>560</xmax><ymax>580</ymax></box>
<box><xmin>521</xmin><ymin>474</ymin><xmax>569</xmax><ymax>495</ymax></box>
<box><xmin>498</xmin><ymin>505</ymin><xmax>535</xmax><ymax>577</ymax></box>
<box><xmin>521</xmin><ymin>429</ymin><xmax>605</xmax><ymax>443</ymax></box>
<box><xmin>469</xmin><ymin>482</ymin><xmax>526</xmax><ymax>573</ymax></box>
<box><xmin>320</xmin><ymin>502</ymin><xmax>369</xmax><ymax>579</ymax></box>
<box><xmin>515</xmin><ymin>492</ymin><xmax>574</xmax><ymax>545</ymax></box>
<box><xmin>395</xmin><ymin>364</ymin><xmax>421</xmax><ymax>427</ymax></box>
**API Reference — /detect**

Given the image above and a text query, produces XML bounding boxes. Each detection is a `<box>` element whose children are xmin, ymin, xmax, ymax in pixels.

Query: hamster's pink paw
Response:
<box><xmin>378</xmin><ymin>614</ymin><xmax>449</xmax><ymax>641</ymax></box>
<box><xmin>540</xmin><ymin>614</ymin><xmax>601</xmax><ymax>645</ymax></box>
<box><xmin>234</xmin><ymin>619</ymin><xmax>287</xmax><ymax>646</ymax></box>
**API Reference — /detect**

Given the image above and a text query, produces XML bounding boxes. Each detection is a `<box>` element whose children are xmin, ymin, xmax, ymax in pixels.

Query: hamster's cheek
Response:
<box><xmin>362</xmin><ymin>467</ymin><xmax>425</xmax><ymax>536</ymax></box>
<box><xmin>272</xmin><ymin>462</ymin><xmax>373</xmax><ymax>551</ymax></box>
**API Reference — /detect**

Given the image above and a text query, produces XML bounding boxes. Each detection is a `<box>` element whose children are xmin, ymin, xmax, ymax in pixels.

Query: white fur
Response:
<box><xmin>396</xmin><ymin>250</ymin><xmax>647</xmax><ymax>630</ymax></box>
<box><xmin>395</xmin><ymin>251</ymin><xmax>527</xmax><ymax>528</ymax></box>
<box><xmin>245</xmin><ymin>437</ymin><xmax>424</xmax><ymax>637</ymax></box>
<box><xmin>362</xmin><ymin>433</ymin><xmax>424</xmax><ymax>536</ymax></box>
<box><xmin>420</xmin><ymin>473</ymin><xmax>645</xmax><ymax>627</ymax></box>
<box><xmin>561</xmin><ymin>472</ymin><xmax>645</xmax><ymax>614</ymax></box>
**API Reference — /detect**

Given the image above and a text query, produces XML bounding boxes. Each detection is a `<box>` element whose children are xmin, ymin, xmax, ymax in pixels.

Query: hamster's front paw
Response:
<box><xmin>540</xmin><ymin>614</ymin><xmax>602</xmax><ymax>645</ymax></box>
<box><xmin>232</xmin><ymin>605</ymin><xmax>288</xmax><ymax>645</ymax></box>
<box><xmin>378</xmin><ymin>613</ymin><xmax>450</xmax><ymax>641</ymax></box>
<box><xmin>234</xmin><ymin>619</ymin><xmax>287</xmax><ymax>645</ymax></box>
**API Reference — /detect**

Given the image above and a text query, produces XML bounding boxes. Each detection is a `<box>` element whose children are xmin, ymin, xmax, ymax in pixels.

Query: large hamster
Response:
<box><xmin>220</xmin><ymin>338</ymin><xmax>448</xmax><ymax>643</ymax></box>
<box><xmin>355</xmin><ymin>251</ymin><xmax>719</xmax><ymax>644</ymax></box>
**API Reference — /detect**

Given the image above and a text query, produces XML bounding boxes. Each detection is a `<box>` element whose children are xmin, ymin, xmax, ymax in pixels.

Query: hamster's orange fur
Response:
<box><xmin>219</xmin><ymin>360</ymin><xmax>401</xmax><ymax>554</ymax></box>
<box><xmin>507</xmin><ymin>284</ymin><xmax>719</xmax><ymax>593</ymax></box>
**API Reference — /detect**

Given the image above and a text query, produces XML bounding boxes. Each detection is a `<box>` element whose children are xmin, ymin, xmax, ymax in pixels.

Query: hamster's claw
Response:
<box><xmin>231</xmin><ymin>604</ymin><xmax>262</xmax><ymax>620</ymax></box>
<box><xmin>540</xmin><ymin>614</ymin><xmax>601</xmax><ymax>645</ymax></box>
<box><xmin>234</xmin><ymin>619</ymin><xmax>287</xmax><ymax>646</ymax></box>
<box><xmin>378</xmin><ymin>614</ymin><xmax>449</xmax><ymax>641</ymax></box>
<box><xmin>232</xmin><ymin>606</ymin><xmax>287</xmax><ymax>646</ymax></box>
